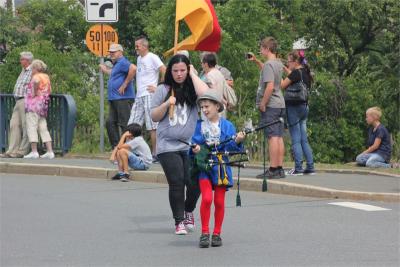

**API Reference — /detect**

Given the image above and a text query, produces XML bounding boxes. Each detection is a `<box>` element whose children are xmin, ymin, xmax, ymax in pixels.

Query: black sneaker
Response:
<box><xmin>199</xmin><ymin>234</ymin><xmax>210</xmax><ymax>248</ymax></box>
<box><xmin>211</xmin><ymin>234</ymin><xmax>222</xmax><ymax>247</ymax></box>
<box><xmin>120</xmin><ymin>173</ymin><xmax>130</xmax><ymax>182</ymax></box>
<box><xmin>286</xmin><ymin>168</ymin><xmax>303</xmax><ymax>176</ymax></box>
<box><xmin>279</xmin><ymin>168</ymin><xmax>286</xmax><ymax>178</ymax></box>
<box><xmin>111</xmin><ymin>173</ymin><xmax>123</xmax><ymax>180</ymax></box>
<box><xmin>152</xmin><ymin>155</ymin><xmax>159</xmax><ymax>164</ymax></box>
<box><xmin>256</xmin><ymin>169</ymin><xmax>281</xmax><ymax>179</ymax></box>
<box><xmin>303</xmin><ymin>169</ymin><xmax>316</xmax><ymax>175</ymax></box>
<box><xmin>256</xmin><ymin>169</ymin><xmax>272</xmax><ymax>179</ymax></box>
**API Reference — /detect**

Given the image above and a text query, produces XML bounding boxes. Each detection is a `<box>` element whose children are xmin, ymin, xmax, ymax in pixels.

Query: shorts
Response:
<box><xmin>26</xmin><ymin>112</ymin><xmax>52</xmax><ymax>143</ymax></box>
<box><xmin>128</xmin><ymin>152</ymin><xmax>149</xmax><ymax>170</ymax></box>
<box><xmin>260</xmin><ymin>107</ymin><xmax>285</xmax><ymax>137</ymax></box>
<box><xmin>128</xmin><ymin>95</ymin><xmax>158</xmax><ymax>131</ymax></box>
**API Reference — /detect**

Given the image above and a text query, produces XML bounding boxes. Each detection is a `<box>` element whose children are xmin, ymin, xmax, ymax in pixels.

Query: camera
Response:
<box><xmin>246</xmin><ymin>52</ymin><xmax>253</xmax><ymax>59</ymax></box>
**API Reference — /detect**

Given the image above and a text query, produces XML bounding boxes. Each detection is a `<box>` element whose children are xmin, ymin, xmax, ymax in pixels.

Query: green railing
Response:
<box><xmin>0</xmin><ymin>94</ymin><xmax>76</xmax><ymax>155</ymax></box>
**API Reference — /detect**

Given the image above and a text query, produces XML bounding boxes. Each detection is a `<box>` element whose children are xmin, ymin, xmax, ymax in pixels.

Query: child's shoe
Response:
<box><xmin>211</xmin><ymin>234</ymin><xmax>222</xmax><ymax>247</ymax></box>
<box><xmin>183</xmin><ymin>211</ymin><xmax>195</xmax><ymax>232</ymax></box>
<box><xmin>199</xmin><ymin>234</ymin><xmax>210</xmax><ymax>248</ymax></box>
<box><xmin>175</xmin><ymin>222</ymin><xmax>187</xmax><ymax>235</ymax></box>
<box><xmin>111</xmin><ymin>172</ymin><xmax>123</xmax><ymax>180</ymax></box>
<box><xmin>120</xmin><ymin>173</ymin><xmax>130</xmax><ymax>182</ymax></box>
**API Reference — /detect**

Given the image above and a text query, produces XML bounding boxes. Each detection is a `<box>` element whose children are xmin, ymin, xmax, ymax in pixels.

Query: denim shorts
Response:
<box><xmin>128</xmin><ymin>152</ymin><xmax>149</xmax><ymax>170</ymax></box>
<box><xmin>260</xmin><ymin>108</ymin><xmax>285</xmax><ymax>137</ymax></box>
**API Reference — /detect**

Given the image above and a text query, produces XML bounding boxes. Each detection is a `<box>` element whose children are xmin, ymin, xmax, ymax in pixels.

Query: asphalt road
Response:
<box><xmin>1</xmin><ymin>173</ymin><xmax>399</xmax><ymax>267</ymax></box>
<box><xmin>2</xmin><ymin>158</ymin><xmax>399</xmax><ymax>193</ymax></box>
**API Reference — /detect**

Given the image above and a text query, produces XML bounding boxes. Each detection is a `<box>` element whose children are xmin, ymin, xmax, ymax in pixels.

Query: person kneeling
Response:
<box><xmin>110</xmin><ymin>123</ymin><xmax>152</xmax><ymax>182</ymax></box>
<box><xmin>356</xmin><ymin>107</ymin><xmax>392</xmax><ymax>168</ymax></box>
<box><xmin>191</xmin><ymin>90</ymin><xmax>246</xmax><ymax>248</ymax></box>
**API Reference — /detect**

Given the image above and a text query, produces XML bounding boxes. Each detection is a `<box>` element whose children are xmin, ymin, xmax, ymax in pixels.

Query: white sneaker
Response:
<box><xmin>175</xmin><ymin>222</ymin><xmax>187</xmax><ymax>235</ymax></box>
<box><xmin>40</xmin><ymin>152</ymin><xmax>55</xmax><ymax>159</ymax></box>
<box><xmin>23</xmin><ymin>152</ymin><xmax>39</xmax><ymax>159</ymax></box>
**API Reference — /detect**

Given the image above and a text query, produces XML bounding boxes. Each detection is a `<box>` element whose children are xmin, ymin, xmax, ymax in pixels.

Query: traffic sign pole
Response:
<box><xmin>99</xmin><ymin>56</ymin><xmax>105</xmax><ymax>152</ymax></box>
<box><xmin>99</xmin><ymin>24</ymin><xmax>104</xmax><ymax>152</ymax></box>
<box><xmin>85</xmin><ymin>0</ymin><xmax>118</xmax><ymax>153</ymax></box>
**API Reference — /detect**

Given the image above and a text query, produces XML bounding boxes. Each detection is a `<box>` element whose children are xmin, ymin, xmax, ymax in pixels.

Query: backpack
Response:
<box><xmin>222</xmin><ymin>81</ymin><xmax>237</xmax><ymax>111</ymax></box>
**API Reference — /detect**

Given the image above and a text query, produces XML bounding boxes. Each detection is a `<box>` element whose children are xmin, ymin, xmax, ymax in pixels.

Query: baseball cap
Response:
<box><xmin>108</xmin><ymin>44</ymin><xmax>123</xmax><ymax>52</ymax></box>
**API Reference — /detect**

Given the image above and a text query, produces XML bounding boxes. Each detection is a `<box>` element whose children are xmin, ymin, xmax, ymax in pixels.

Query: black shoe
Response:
<box><xmin>199</xmin><ymin>234</ymin><xmax>210</xmax><ymax>248</ymax></box>
<box><xmin>152</xmin><ymin>155</ymin><xmax>159</xmax><ymax>164</ymax></box>
<box><xmin>303</xmin><ymin>169</ymin><xmax>316</xmax><ymax>175</ymax></box>
<box><xmin>279</xmin><ymin>168</ymin><xmax>286</xmax><ymax>178</ymax></box>
<box><xmin>256</xmin><ymin>169</ymin><xmax>281</xmax><ymax>179</ymax></box>
<box><xmin>111</xmin><ymin>173</ymin><xmax>123</xmax><ymax>180</ymax></box>
<box><xmin>120</xmin><ymin>173</ymin><xmax>130</xmax><ymax>182</ymax></box>
<box><xmin>256</xmin><ymin>169</ymin><xmax>272</xmax><ymax>179</ymax></box>
<box><xmin>211</xmin><ymin>234</ymin><xmax>222</xmax><ymax>247</ymax></box>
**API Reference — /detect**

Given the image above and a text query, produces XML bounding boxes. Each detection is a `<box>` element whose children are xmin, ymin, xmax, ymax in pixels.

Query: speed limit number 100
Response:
<box><xmin>85</xmin><ymin>24</ymin><xmax>118</xmax><ymax>57</ymax></box>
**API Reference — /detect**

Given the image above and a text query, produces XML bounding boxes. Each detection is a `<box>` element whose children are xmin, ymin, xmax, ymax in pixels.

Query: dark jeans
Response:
<box><xmin>159</xmin><ymin>151</ymin><xmax>200</xmax><ymax>225</ymax></box>
<box><xmin>286</xmin><ymin>104</ymin><xmax>314</xmax><ymax>171</ymax></box>
<box><xmin>106</xmin><ymin>99</ymin><xmax>133</xmax><ymax>148</ymax></box>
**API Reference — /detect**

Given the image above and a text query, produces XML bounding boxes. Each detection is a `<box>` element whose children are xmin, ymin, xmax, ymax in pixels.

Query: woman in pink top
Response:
<box><xmin>23</xmin><ymin>59</ymin><xmax>54</xmax><ymax>159</ymax></box>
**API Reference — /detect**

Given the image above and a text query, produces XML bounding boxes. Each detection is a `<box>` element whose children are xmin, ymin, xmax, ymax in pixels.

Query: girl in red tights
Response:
<box><xmin>191</xmin><ymin>90</ymin><xmax>245</xmax><ymax>248</ymax></box>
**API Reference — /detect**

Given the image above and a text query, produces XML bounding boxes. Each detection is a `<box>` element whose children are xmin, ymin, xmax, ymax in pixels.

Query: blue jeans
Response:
<box><xmin>287</xmin><ymin>104</ymin><xmax>314</xmax><ymax>171</ymax></box>
<box><xmin>128</xmin><ymin>152</ymin><xmax>149</xmax><ymax>170</ymax></box>
<box><xmin>356</xmin><ymin>153</ymin><xmax>390</xmax><ymax>168</ymax></box>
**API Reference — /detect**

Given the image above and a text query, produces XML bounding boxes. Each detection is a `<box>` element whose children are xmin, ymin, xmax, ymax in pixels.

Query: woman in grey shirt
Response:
<box><xmin>151</xmin><ymin>54</ymin><xmax>208</xmax><ymax>235</ymax></box>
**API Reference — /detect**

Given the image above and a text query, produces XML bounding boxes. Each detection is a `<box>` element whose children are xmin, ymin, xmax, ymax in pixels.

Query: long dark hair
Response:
<box><xmin>288</xmin><ymin>50</ymin><xmax>313</xmax><ymax>84</ymax></box>
<box><xmin>163</xmin><ymin>54</ymin><xmax>197</xmax><ymax>107</ymax></box>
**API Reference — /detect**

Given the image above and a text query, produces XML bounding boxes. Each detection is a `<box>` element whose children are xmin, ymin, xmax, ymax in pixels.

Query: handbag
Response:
<box><xmin>284</xmin><ymin>70</ymin><xmax>308</xmax><ymax>102</ymax></box>
<box><xmin>222</xmin><ymin>80</ymin><xmax>237</xmax><ymax>111</ymax></box>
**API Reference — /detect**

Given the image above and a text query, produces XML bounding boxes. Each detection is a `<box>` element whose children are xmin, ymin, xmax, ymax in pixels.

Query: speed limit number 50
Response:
<box><xmin>85</xmin><ymin>24</ymin><xmax>118</xmax><ymax>57</ymax></box>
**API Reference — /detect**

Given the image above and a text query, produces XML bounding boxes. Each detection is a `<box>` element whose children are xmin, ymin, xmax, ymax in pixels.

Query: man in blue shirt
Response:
<box><xmin>100</xmin><ymin>44</ymin><xmax>136</xmax><ymax>148</ymax></box>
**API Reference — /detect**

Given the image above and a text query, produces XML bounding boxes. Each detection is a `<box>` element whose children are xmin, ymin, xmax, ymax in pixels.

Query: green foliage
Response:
<box><xmin>18</xmin><ymin>0</ymin><xmax>88</xmax><ymax>51</ymax></box>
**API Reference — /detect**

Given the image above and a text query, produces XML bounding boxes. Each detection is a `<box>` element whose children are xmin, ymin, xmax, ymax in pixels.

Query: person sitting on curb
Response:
<box><xmin>356</xmin><ymin>107</ymin><xmax>392</xmax><ymax>168</ymax></box>
<box><xmin>109</xmin><ymin>123</ymin><xmax>152</xmax><ymax>182</ymax></box>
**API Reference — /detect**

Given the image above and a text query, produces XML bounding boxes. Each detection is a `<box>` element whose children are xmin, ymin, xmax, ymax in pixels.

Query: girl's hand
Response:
<box><xmin>168</xmin><ymin>96</ymin><xmax>176</xmax><ymax>106</ymax></box>
<box><xmin>235</xmin><ymin>131</ymin><xmax>246</xmax><ymax>143</ymax></box>
<box><xmin>192</xmin><ymin>145</ymin><xmax>201</xmax><ymax>154</ymax></box>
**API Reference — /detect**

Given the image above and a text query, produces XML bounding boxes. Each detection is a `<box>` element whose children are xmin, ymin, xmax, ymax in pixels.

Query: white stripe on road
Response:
<box><xmin>328</xmin><ymin>202</ymin><xmax>391</xmax><ymax>211</ymax></box>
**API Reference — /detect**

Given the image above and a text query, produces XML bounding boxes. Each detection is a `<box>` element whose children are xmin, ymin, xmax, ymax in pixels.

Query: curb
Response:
<box><xmin>1</xmin><ymin>162</ymin><xmax>399</xmax><ymax>202</ymax></box>
<box><xmin>64</xmin><ymin>154</ymin><xmax>400</xmax><ymax>178</ymax></box>
<box><xmin>246</xmin><ymin>164</ymin><xmax>400</xmax><ymax>178</ymax></box>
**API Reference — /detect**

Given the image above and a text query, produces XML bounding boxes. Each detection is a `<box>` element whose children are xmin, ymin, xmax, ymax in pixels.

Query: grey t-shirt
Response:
<box><xmin>126</xmin><ymin>136</ymin><xmax>153</xmax><ymax>166</ymax></box>
<box><xmin>256</xmin><ymin>59</ymin><xmax>285</xmax><ymax>108</ymax></box>
<box><xmin>151</xmin><ymin>84</ymin><xmax>199</xmax><ymax>155</ymax></box>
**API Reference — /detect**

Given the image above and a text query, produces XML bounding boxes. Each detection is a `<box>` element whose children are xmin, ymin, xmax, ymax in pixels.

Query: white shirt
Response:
<box><xmin>136</xmin><ymin>52</ymin><xmax>164</xmax><ymax>98</ymax></box>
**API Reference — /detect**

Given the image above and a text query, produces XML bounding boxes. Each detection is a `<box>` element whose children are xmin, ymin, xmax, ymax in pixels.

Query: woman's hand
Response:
<box><xmin>169</xmin><ymin>96</ymin><xmax>176</xmax><ymax>106</ymax></box>
<box><xmin>235</xmin><ymin>131</ymin><xmax>246</xmax><ymax>143</ymax></box>
<box><xmin>192</xmin><ymin>145</ymin><xmax>201</xmax><ymax>154</ymax></box>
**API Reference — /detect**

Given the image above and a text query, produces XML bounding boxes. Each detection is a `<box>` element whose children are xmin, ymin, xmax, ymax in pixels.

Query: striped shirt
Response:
<box><xmin>13</xmin><ymin>66</ymin><xmax>32</xmax><ymax>98</ymax></box>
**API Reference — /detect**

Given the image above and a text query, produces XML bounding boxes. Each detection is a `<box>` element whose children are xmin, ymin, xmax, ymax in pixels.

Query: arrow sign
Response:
<box><xmin>85</xmin><ymin>0</ymin><xmax>118</xmax><ymax>22</ymax></box>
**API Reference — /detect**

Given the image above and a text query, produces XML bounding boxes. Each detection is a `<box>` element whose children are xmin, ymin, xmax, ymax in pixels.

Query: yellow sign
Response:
<box><xmin>85</xmin><ymin>24</ymin><xmax>118</xmax><ymax>57</ymax></box>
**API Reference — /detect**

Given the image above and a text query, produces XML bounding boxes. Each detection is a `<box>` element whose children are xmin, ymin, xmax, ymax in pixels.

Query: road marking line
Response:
<box><xmin>328</xmin><ymin>202</ymin><xmax>391</xmax><ymax>211</ymax></box>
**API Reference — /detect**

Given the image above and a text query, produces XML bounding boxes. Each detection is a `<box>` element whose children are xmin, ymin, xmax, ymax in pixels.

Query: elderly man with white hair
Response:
<box><xmin>1</xmin><ymin>51</ymin><xmax>33</xmax><ymax>158</ymax></box>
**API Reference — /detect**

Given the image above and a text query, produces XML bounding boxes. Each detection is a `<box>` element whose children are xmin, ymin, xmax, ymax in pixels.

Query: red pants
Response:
<box><xmin>199</xmin><ymin>178</ymin><xmax>226</xmax><ymax>235</ymax></box>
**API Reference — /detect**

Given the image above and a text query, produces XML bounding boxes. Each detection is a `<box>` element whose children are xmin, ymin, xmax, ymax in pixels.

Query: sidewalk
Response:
<box><xmin>1</xmin><ymin>158</ymin><xmax>399</xmax><ymax>202</ymax></box>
